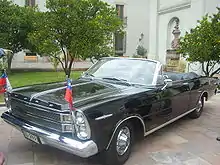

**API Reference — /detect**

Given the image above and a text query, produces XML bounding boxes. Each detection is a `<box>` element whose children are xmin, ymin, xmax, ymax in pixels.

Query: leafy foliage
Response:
<box><xmin>0</xmin><ymin>0</ymin><xmax>37</xmax><ymax>72</ymax></box>
<box><xmin>29</xmin><ymin>0</ymin><xmax>123</xmax><ymax>77</ymax></box>
<box><xmin>178</xmin><ymin>7</ymin><xmax>220</xmax><ymax>77</ymax></box>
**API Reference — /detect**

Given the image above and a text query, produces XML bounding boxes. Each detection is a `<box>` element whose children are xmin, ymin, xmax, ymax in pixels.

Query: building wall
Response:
<box><xmin>35</xmin><ymin>0</ymin><xmax>47</xmax><ymax>11</ymax></box>
<box><xmin>10</xmin><ymin>0</ymin><xmax>220</xmax><ymax>75</ymax></box>
<box><xmin>125</xmin><ymin>0</ymin><xmax>150</xmax><ymax>56</ymax></box>
<box><xmin>104</xmin><ymin>0</ymin><xmax>150</xmax><ymax>56</ymax></box>
<box><xmin>147</xmin><ymin>0</ymin><xmax>220</xmax><ymax>75</ymax></box>
<box><xmin>11</xmin><ymin>0</ymin><xmax>25</xmax><ymax>6</ymax></box>
<box><xmin>12</xmin><ymin>0</ymin><xmax>46</xmax><ymax>11</ymax></box>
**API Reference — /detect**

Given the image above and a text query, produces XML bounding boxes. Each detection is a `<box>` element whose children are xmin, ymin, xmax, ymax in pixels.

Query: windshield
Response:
<box><xmin>84</xmin><ymin>58</ymin><xmax>158</xmax><ymax>85</ymax></box>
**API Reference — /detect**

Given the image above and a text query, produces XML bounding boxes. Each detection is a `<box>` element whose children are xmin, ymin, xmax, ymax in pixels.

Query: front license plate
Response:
<box><xmin>23</xmin><ymin>131</ymin><xmax>40</xmax><ymax>144</ymax></box>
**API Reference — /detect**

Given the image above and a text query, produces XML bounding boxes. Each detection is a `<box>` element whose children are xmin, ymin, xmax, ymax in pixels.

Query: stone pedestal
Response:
<box><xmin>165</xmin><ymin>49</ymin><xmax>181</xmax><ymax>72</ymax></box>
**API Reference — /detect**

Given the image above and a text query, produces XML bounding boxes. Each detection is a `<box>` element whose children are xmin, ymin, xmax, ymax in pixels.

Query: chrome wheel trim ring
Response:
<box><xmin>196</xmin><ymin>98</ymin><xmax>203</xmax><ymax>112</ymax></box>
<box><xmin>116</xmin><ymin>126</ymin><xmax>131</xmax><ymax>156</ymax></box>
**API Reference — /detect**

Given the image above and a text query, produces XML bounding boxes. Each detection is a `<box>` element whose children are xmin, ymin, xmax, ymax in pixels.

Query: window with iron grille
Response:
<box><xmin>115</xmin><ymin>4</ymin><xmax>126</xmax><ymax>56</ymax></box>
<box><xmin>116</xmin><ymin>4</ymin><xmax>124</xmax><ymax>20</ymax></box>
<box><xmin>115</xmin><ymin>32</ymin><xmax>126</xmax><ymax>56</ymax></box>
<box><xmin>25</xmin><ymin>0</ymin><xmax>35</xmax><ymax>7</ymax></box>
<box><xmin>116</xmin><ymin>4</ymin><xmax>127</xmax><ymax>26</ymax></box>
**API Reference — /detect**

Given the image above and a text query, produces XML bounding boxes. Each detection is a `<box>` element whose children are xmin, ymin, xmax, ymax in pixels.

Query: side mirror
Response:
<box><xmin>164</xmin><ymin>79</ymin><xmax>173</xmax><ymax>87</ymax></box>
<box><xmin>161</xmin><ymin>79</ymin><xmax>172</xmax><ymax>90</ymax></box>
<box><xmin>163</xmin><ymin>75</ymin><xmax>169</xmax><ymax>79</ymax></box>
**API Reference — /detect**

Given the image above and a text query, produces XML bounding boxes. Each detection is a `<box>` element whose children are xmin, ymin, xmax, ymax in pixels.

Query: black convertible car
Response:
<box><xmin>1</xmin><ymin>57</ymin><xmax>218</xmax><ymax>165</ymax></box>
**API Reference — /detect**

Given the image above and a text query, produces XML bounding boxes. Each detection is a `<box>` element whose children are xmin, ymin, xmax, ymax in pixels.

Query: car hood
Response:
<box><xmin>11</xmin><ymin>79</ymin><xmax>144</xmax><ymax>111</ymax></box>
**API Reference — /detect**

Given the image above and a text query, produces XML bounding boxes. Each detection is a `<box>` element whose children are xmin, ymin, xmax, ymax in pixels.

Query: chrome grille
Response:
<box><xmin>11</xmin><ymin>98</ymin><xmax>61</xmax><ymax>121</ymax></box>
<box><xmin>10</xmin><ymin>97</ymin><xmax>72</xmax><ymax>133</ymax></box>
<box><xmin>12</xmin><ymin>108</ymin><xmax>62</xmax><ymax>132</ymax></box>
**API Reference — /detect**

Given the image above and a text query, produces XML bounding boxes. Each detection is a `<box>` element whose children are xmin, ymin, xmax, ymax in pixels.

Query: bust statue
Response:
<box><xmin>171</xmin><ymin>19</ymin><xmax>181</xmax><ymax>49</ymax></box>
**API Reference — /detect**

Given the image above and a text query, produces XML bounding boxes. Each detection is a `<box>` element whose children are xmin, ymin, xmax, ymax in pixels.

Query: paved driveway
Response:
<box><xmin>1</xmin><ymin>94</ymin><xmax>220</xmax><ymax>165</ymax></box>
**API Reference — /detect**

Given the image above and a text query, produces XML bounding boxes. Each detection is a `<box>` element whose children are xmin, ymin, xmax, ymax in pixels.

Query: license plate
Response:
<box><xmin>23</xmin><ymin>131</ymin><xmax>40</xmax><ymax>144</ymax></box>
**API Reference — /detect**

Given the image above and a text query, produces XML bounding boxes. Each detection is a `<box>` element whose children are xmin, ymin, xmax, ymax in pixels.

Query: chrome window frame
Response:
<box><xmin>83</xmin><ymin>57</ymin><xmax>162</xmax><ymax>86</ymax></box>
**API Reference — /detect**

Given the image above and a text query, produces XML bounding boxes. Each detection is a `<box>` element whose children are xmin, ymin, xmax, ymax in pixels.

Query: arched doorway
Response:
<box><xmin>165</xmin><ymin>17</ymin><xmax>182</xmax><ymax>72</ymax></box>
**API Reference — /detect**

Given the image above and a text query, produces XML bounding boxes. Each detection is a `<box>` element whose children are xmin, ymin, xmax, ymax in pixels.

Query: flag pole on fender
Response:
<box><xmin>64</xmin><ymin>76</ymin><xmax>75</xmax><ymax>136</ymax></box>
<box><xmin>65</xmin><ymin>76</ymin><xmax>74</xmax><ymax>110</ymax></box>
<box><xmin>0</xmin><ymin>69</ymin><xmax>12</xmax><ymax>94</ymax></box>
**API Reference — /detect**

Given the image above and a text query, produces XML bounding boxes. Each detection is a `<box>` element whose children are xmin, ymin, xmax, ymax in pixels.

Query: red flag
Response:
<box><xmin>0</xmin><ymin>72</ymin><xmax>7</xmax><ymax>93</ymax></box>
<box><xmin>65</xmin><ymin>78</ymin><xmax>74</xmax><ymax>110</ymax></box>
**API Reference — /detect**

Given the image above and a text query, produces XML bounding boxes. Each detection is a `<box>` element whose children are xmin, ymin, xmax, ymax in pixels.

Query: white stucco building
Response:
<box><xmin>108</xmin><ymin>0</ymin><xmax>220</xmax><ymax>62</ymax></box>
<box><xmin>106</xmin><ymin>0</ymin><xmax>220</xmax><ymax>75</ymax></box>
<box><xmin>11</xmin><ymin>0</ymin><xmax>220</xmax><ymax>74</ymax></box>
<box><xmin>12</xmin><ymin>0</ymin><xmax>46</xmax><ymax>11</ymax></box>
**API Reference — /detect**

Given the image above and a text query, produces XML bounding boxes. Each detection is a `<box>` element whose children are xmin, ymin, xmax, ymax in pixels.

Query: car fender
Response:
<box><xmin>105</xmin><ymin>114</ymin><xmax>146</xmax><ymax>150</ymax></box>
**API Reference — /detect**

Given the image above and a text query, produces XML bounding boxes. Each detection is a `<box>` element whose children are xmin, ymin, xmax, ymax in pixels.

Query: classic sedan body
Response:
<box><xmin>1</xmin><ymin>57</ymin><xmax>217</xmax><ymax>165</ymax></box>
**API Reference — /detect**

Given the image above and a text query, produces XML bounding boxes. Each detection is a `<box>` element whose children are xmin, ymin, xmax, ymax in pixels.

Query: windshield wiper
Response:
<box><xmin>101</xmin><ymin>77</ymin><xmax>131</xmax><ymax>86</ymax></box>
<box><xmin>102</xmin><ymin>77</ymin><xmax>127</xmax><ymax>81</ymax></box>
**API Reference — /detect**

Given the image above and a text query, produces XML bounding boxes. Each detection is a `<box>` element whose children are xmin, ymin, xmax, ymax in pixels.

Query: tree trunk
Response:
<box><xmin>206</xmin><ymin>61</ymin><xmax>211</xmax><ymax>77</ymax></box>
<box><xmin>210</xmin><ymin>67</ymin><xmax>220</xmax><ymax>77</ymax></box>
<box><xmin>202</xmin><ymin>63</ymin><xmax>208</xmax><ymax>76</ymax></box>
<box><xmin>7</xmin><ymin>54</ymin><xmax>14</xmax><ymax>74</ymax></box>
<box><xmin>90</xmin><ymin>57</ymin><xmax>94</xmax><ymax>64</ymax></box>
<box><xmin>63</xmin><ymin>68</ymin><xmax>68</xmax><ymax>77</ymax></box>
<box><xmin>66</xmin><ymin>58</ymin><xmax>74</xmax><ymax>78</ymax></box>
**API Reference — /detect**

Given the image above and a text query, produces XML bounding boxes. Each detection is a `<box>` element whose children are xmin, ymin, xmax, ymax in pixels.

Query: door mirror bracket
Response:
<box><xmin>162</xmin><ymin>79</ymin><xmax>173</xmax><ymax>90</ymax></box>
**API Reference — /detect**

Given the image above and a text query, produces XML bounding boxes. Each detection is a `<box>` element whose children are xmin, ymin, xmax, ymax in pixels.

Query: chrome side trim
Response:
<box><xmin>95</xmin><ymin>114</ymin><xmax>113</xmax><ymax>120</ymax></box>
<box><xmin>144</xmin><ymin>108</ymin><xmax>196</xmax><ymax>136</ymax></box>
<box><xmin>1</xmin><ymin>112</ymin><xmax>98</xmax><ymax>158</ymax></box>
<box><xmin>106</xmin><ymin>115</ymin><xmax>146</xmax><ymax>150</ymax></box>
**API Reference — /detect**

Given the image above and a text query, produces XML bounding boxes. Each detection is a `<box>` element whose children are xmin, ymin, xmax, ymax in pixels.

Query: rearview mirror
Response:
<box><xmin>164</xmin><ymin>79</ymin><xmax>173</xmax><ymax>87</ymax></box>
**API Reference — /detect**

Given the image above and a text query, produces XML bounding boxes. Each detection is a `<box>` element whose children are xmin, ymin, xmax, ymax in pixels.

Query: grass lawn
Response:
<box><xmin>0</xmin><ymin>71</ymin><xmax>82</xmax><ymax>102</ymax></box>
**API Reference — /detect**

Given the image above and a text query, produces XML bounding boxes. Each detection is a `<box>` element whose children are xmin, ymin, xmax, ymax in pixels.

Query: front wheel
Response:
<box><xmin>101</xmin><ymin>122</ymin><xmax>134</xmax><ymax>165</ymax></box>
<box><xmin>189</xmin><ymin>96</ymin><xmax>204</xmax><ymax>119</ymax></box>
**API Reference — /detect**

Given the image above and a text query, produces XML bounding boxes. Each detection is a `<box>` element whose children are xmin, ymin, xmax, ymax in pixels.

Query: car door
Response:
<box><xmin>135</xmin><ymin>87</ymin><xmax>171</xmax><ymax>132</ymax></box>
<box><xmin>183</xmin><ymin>73</ymin><xmax>203</xmax><ymax>111</ymax></box>
<box><xmin>139</xmin><ymin>79</ymin><xmax>190</xmax><ymax>132</ymax></box>
<box><xmin>158</xmin><ymin>79</ymin><xmax>191</xmax><ymax>120</ymax></box>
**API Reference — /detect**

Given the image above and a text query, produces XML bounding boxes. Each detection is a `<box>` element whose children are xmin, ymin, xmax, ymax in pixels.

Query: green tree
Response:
<box><xmin>0</xmin><ymin>0</ymin><xmax>37</xmax><ymax>72</ymax></box>
<box><xmin>29</xmin><ymin>0</ymin><xmax>123</xmax><ymax>78</ymax></box>
<box><xmin>89</xmin><ymin>44</ymin><xmax>114</xmax><ymax>63</ymax></box>
<box><xmin>178</xmin><ymin>7</ymin><xmax>220</xmax><ymax>77</ymax></box>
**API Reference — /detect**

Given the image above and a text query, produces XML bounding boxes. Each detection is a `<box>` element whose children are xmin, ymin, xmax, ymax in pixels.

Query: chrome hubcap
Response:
<box><xmin>196</xmin><ymin>99</ymin><xmax>203</xmax><ymax>112</ymax></box>
<box><xmin>116</xmin><ymin>126</ymin><xmax>131</xmax><ymax>156</ymax></box>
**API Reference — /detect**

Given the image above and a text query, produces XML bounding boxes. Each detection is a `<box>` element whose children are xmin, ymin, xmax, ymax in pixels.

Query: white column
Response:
<box><xmin>148</xmin><ymin>0</ymin><xmax>159</xmax><ymax>60</ymax></box>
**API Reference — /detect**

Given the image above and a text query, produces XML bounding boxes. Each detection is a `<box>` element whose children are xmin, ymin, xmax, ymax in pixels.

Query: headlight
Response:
<box><xmin>61</xmin><ymin>114</ymin><xmax>72</xmax><ymax>123</ymax></box>
<box><xmin>74</xmin><ymin>111</ymin><xmax>91</xmax><ymax>140</ymax></box>
<box><xmin>63</xmin><ymin>124</ymin><xmax>74</xmax><ymax>132</ymax></box>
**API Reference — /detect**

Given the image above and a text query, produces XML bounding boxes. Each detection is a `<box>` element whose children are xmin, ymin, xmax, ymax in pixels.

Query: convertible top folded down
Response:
<box><xmin>164</xmin><ymin>72</ymin><xmax>200</xmax><ymax>81</ymax></box>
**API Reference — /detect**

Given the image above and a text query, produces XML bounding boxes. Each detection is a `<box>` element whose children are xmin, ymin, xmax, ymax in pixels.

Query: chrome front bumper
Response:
<box><xmin>1</xmin><ymin>112</ymin><xmax>98</xmax><ymax>158</ymax></box>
